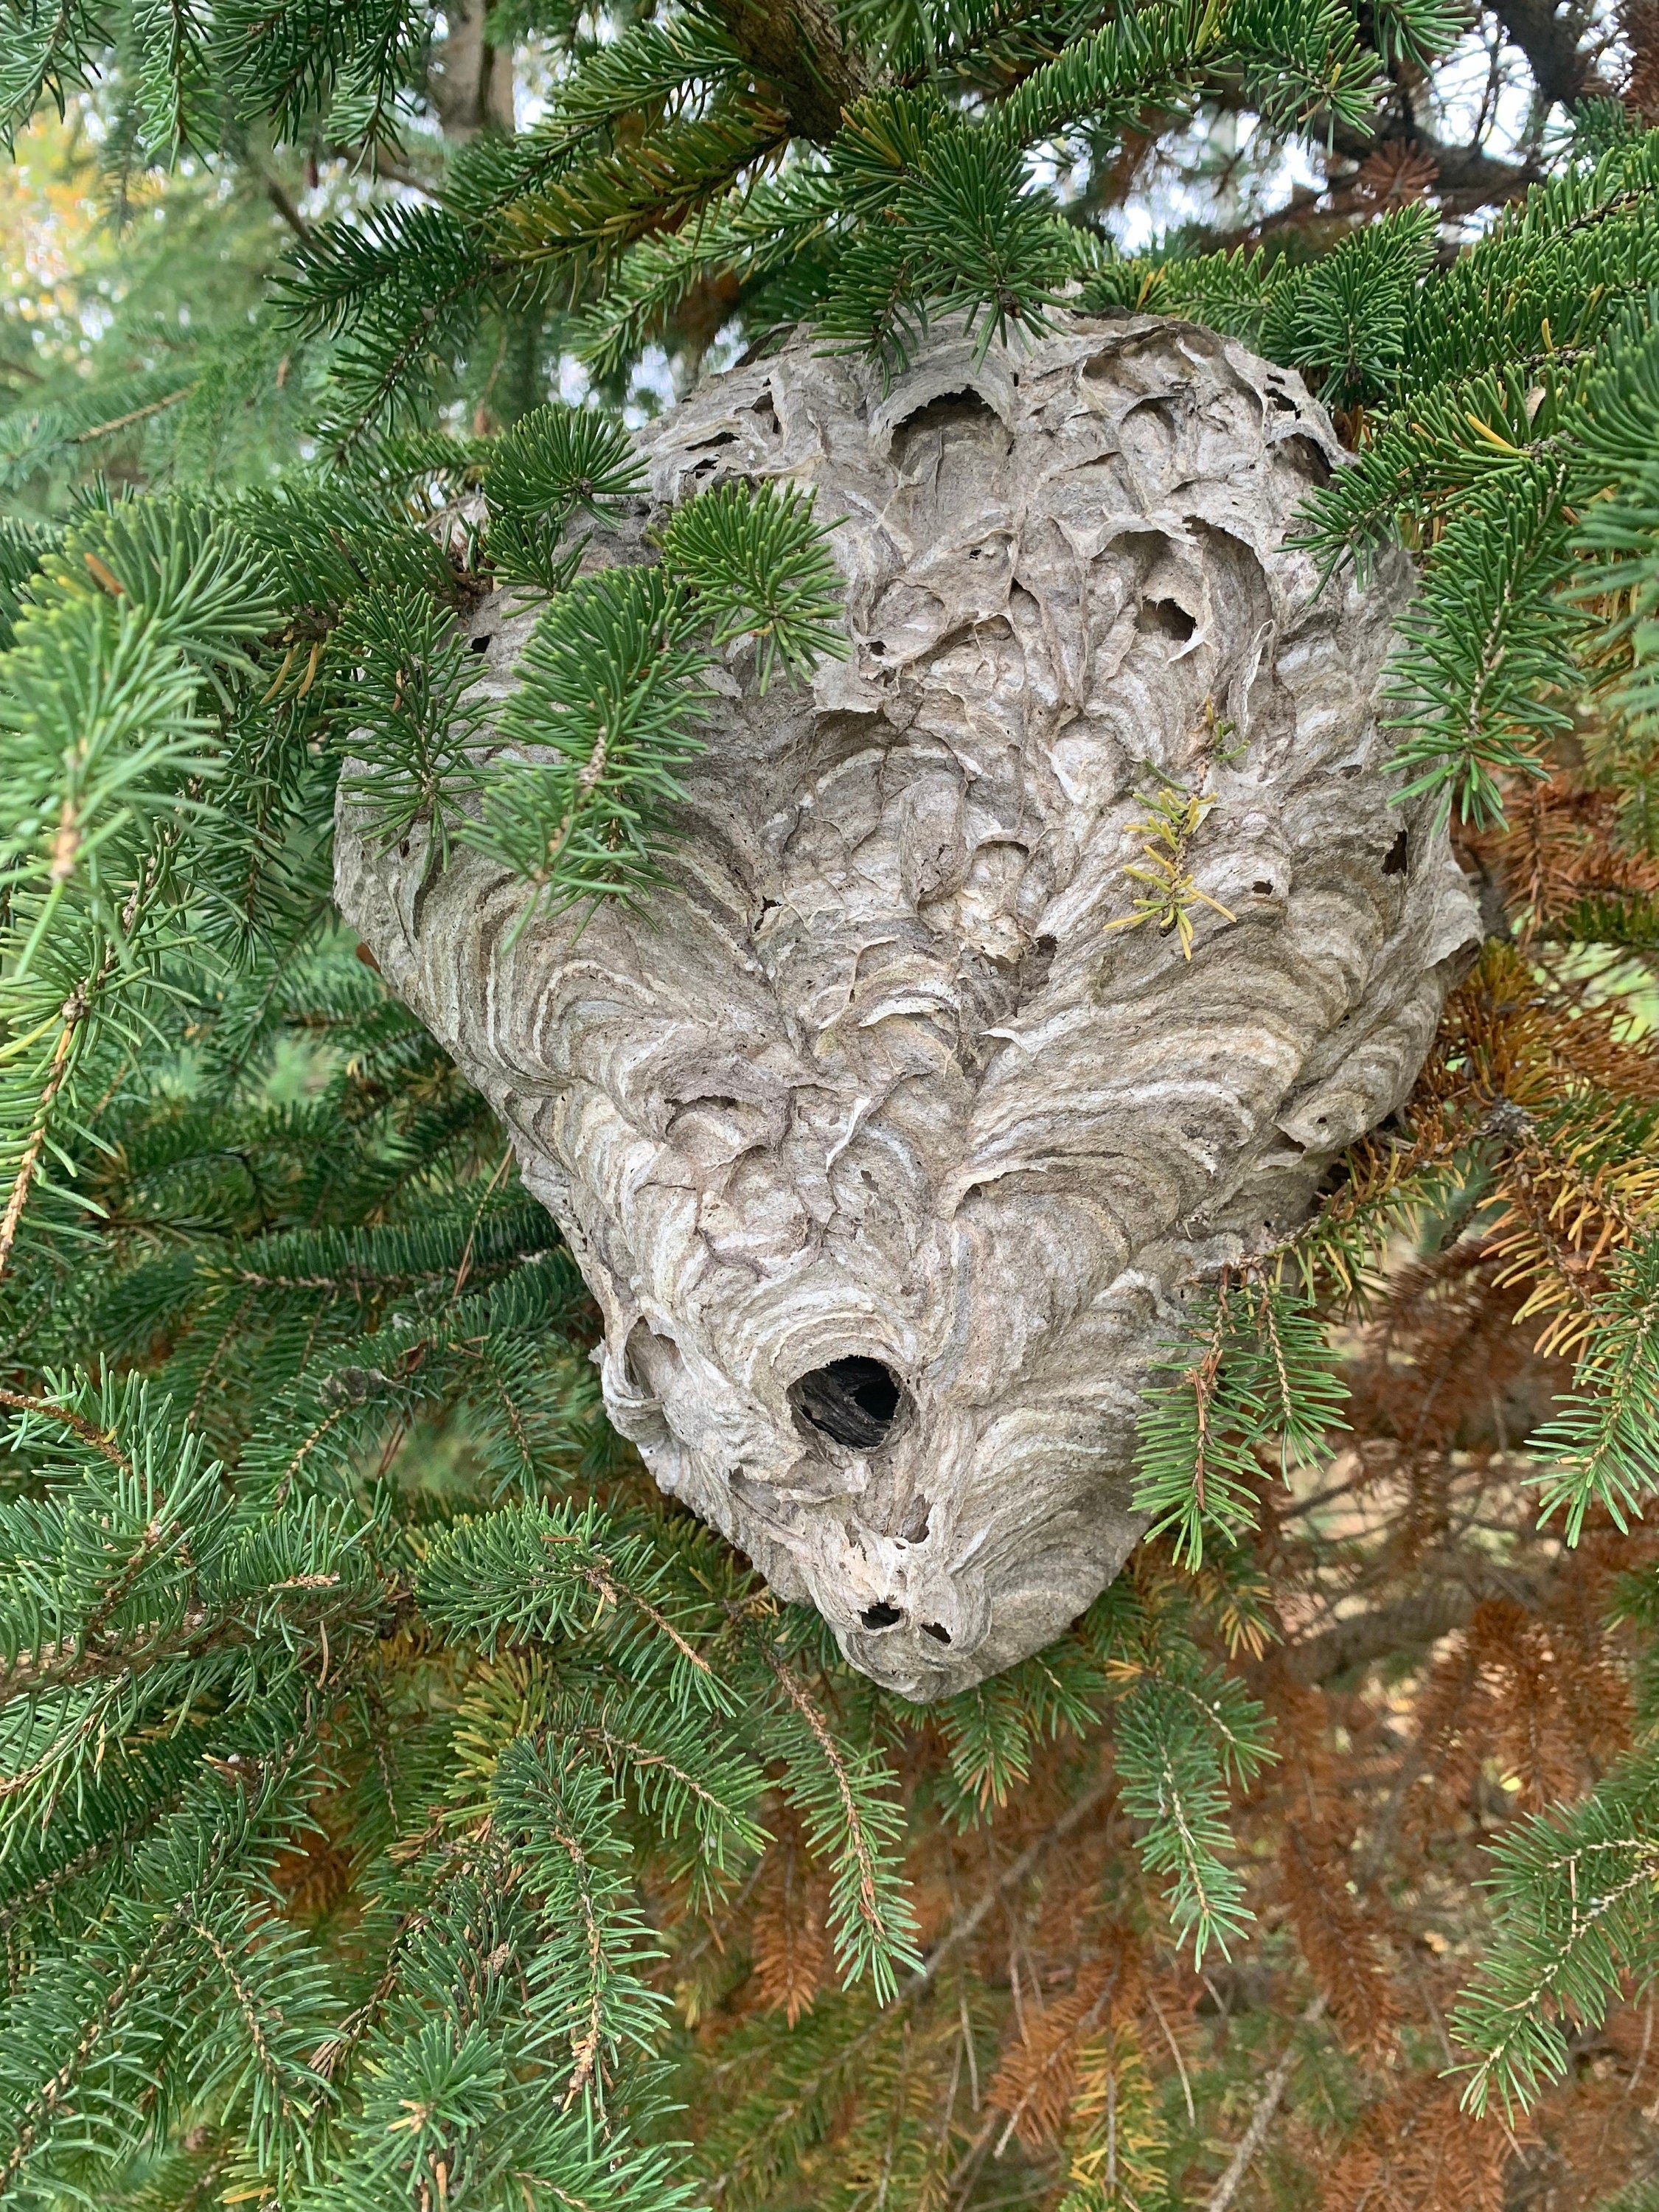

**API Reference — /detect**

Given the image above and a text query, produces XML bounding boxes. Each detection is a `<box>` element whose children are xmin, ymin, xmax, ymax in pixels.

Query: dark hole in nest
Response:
<box><xmin>1280</xmin><ymin>432</ymin><xmax>1333</xmax><ymax>487</ymax></box>
<box><xmin>891</xmin><ymin>389</ymin><xmax>1002</xmax><ymax>469</ymax></box>
<box><xmin>1382</xmin><ymin>827</ymin><xmax>1409</xmax><ymax>876</ymax></box>
<box><xmin>790</xmin><ymin>1357</ymin><xmax>903</xmax><ymax>1450</ymax></box>
<box><xmin>861</xmin><ymin>1602</ymin><xmax>904</xmax><ymax>1630</ymax></box>
<box><xmin>1141</xmin><ymin>597</ymin><xmax>1196</xmax><ymax>642</ymax></box>
<box><xmin>921</xmin><ymin>1621</ymin><xmax>952</xmax><ymax>1644</ymax></box>
<box><xmin>468</xmin><ymin>634</ymin><xmax>490</xmax><ymax>654</ymax></box>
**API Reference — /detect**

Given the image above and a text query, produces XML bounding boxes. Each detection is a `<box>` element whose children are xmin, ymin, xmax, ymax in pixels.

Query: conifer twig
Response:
<box><xmin>757</xmin><ymin>1641</ymin><xmax>889</xmax><ymax>1944</ymax></box>
<box><xmin>0</xmin><ymin>857</ymin><xmax>156</xmax><ymax>1286</ymax></box>
<box><xmin>915</xmin><ymin>1778</ymin><xmax>1119</xmax><ymax>1994</ymax></box>
<box><xmin>1202</xmin><ymin>1992</ymin><xmax>1327</xmax><ymax>2212</ymax></box>
<box><xmin>0</xmin><ymin>990</ymin><xmax>86</xmax><ymax>1285</ymax></box>
<box><xmin>69</xmin><ymin>387</ymin><xmax>195</xmax><ymax>445</ymax></box>
<box><xmin>0</xmin><ymin>1933</ymin><xmax>175</xmax><ymax>2199</ymax></box>
<box><xmin>0</xmin><ymin>1389</ymin><xmax>132</xmax><ymax>1472</ymax></box>
<box><xmin>706</xmin><ymin>1775</ymin><xmax>1116</xmax><ymax>2202</ymax></box>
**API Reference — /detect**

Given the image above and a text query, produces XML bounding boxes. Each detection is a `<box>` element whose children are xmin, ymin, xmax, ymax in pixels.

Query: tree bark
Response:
<box><xmin>1491</xmin><ymin>0</ymin><xmax>1607</xmax><ymax>108</ymax></box>
<box><xmin>703</xmin><ymin>0</ymin><xmax>871</xmax><ymax>139</ymax></box>
<box><xmin>429</xmin><ymin>0</ymin><xmax>517</xmax><ymax>141</ymax></box>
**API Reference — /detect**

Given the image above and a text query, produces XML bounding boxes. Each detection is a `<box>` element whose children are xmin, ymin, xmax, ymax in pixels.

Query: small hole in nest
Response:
<box><xmin>468</xmin><ymin>634</ymin><xmax>490</xmax><ymax>655</ymax></box>
<box><xmin>891</xmin><ymin>389</ymin><xmax>1001</xmax><ymax>469</ymax></box>
<box><xmin>1251</xmin><ymin>880</ymin><xmax>1274</xmax><ymax>896</ymax></box>
<box><xmin>1141</xmin><ymin>597</ymin><xmax>1196</xmax><ymax>643</ymax></box>
<box><xmin>624</xmin><ymin>1320</ymin><xmax>684</xmax><ymax>1400</ymax></box>
<box><xmin>1279</xmin><ymin>433</ymin><xmax>1333</xmax><ymax>487</ymax></box>
<box><xmin>1382</xmin><ymin>827</ymin><xmax>1409</xmax><ymax>876</ymax></box>
<box><xmin>921</xmin><ymin>1621</ymin><xmax>952</xmax><ymax>1645</ymax></box>
<box><xmin>861</xmin><ymin>1601</ymin><xmax>903</xmax><ymax>1630</ymax></box>
<box><xmin>790</xmin><ymin>1357</ymin><xmax>904</xmax><ymax>1450</ymax></box>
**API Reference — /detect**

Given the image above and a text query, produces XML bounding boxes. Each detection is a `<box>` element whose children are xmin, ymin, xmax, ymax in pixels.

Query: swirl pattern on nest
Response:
<box><xmin>335</xmin><ymin>313</ymin><xmax>1481</xmax><ymax>1697</ymax></box>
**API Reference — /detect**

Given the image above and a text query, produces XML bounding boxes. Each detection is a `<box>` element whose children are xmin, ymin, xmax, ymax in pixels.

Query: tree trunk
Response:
<box><xmin>335</xmin><ymin>313</ymin><xmax>1481</xmax><ymax>1697</ymax></box>
<box><xmin>428</xmin><ymin>0</ymin><xmax>516</xmax><ymax>139</ymax></box>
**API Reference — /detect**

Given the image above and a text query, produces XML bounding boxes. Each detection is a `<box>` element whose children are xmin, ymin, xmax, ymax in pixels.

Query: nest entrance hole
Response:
<box><xmin>790</xmin><ymin>1356</ymin><xmax>905</xmax><ymax>1450</ymax></box>
<box><xmin>857</xmin><ymin>1601</ymin><xmax>953</xmax><ymax>1644</ymax></box>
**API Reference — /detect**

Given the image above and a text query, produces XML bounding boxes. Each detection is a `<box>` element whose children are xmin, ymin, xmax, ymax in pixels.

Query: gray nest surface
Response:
<box><xmin>336</xmin><ymin>311</ymin><xmax>1481</xmax><ymax>1698</ymax></box>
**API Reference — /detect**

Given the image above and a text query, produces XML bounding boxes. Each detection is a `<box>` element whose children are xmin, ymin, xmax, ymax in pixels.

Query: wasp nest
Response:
<box><xmin>335</xmin><ymin>312</ymin><xmax>1481</xmax><ymax>1699</ymax></box>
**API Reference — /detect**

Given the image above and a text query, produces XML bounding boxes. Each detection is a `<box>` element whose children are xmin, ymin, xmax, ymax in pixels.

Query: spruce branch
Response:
<box><xmin>1103</xmin><ymin>781</ymin><xmax>1237</xmax><ymax>959</ymax></box>
<box><xmin>748</xmin><ymin>1629</ymin><xmax>921</xmax><ymax>1999</ymax></box>
<box><xmin>1132</xmin><ymin>1274</ymin><xmax>1347</xmax><ymax>1566</ymax></box>
<box><xmin>0</xmin><ymin>979</ymin><xmax>91</xmax><ymax>1286</ymax></box>
<box><xmin>337</xmin><ymin>588</ymin><xmax>488</xmax><ymax>864</ymax></box>
<box><xmin>1202</xmin><ymin>1993</ymin><xmax>1329</xmax><ymax>2211</ymax></box>
<box><xmin>1531</xmin><ymin>1228</ymin><xmax>1659</xmax><ymax>1540</ymax></box>
<box><xmin>1453</xmin><ymin>1752</ymin><xmax>1659</xmax><ymax>2115</ymax></box>
<box><xmin>457</xmin><ymin>566</ymin><xmax>709</xmax><ymax>915</ymax></box>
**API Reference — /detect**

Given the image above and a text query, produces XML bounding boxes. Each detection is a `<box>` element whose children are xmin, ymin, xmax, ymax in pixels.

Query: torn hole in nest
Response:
<box><xmin>921</xmin><ymin>1621</ymin><xmax>952</xmax><ymax>1644</ymax></box>
<box><xmin>891</xmin><ymin>390</ymin><xmax>1004</xmax><ymax>469</ymax></box>
<box><xmin>861</xmin><ymin>1601</ymin><xmax>904</xmax><ymax>1630</ymax></box>
<box><xmin>625</xmin><ymin>1318</ymin><xmax>684</xmax><ymax>1400</ymax></box>
<box><xmin>1279</xmin><ymin>433</ymin><xmax>1333</xmax><ymax>487</ymax></box>
<box><xmin>1382</xmin><ymin>827</ymin><xmax>1409</xmax><ymax>876</ymax></box>
<box><xmin>790</xmin><ymin>1357</ymin><xmax>904</xmax><ymax>1450</ymax></box>
<box><xmin>1141</xmin><ymin>597</ymin><xmax>1196</xmax><ymax>643</ymax></box>
<box><xmin>669</xmin><ymin>1093</ymin><xmax>740</xmax><ymax>1124</ymax></box>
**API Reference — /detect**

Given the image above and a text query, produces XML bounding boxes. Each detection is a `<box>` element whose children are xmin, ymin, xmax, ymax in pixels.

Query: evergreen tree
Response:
<box><xmin>2</xmin><ymin>0</ymin><xmax>1659</xmax><ymax>2205</ymax></box>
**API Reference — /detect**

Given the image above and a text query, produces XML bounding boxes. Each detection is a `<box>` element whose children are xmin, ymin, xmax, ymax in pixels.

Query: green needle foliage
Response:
<box><xmin>461</xmin><ymin>564</ymin><xmax>709</xmax><ymax>913</ymax></box>
<box><xmin>4</xmin><ymin>0</ymin><xmax>1659</xmax><ymax>2199</ymax></box>
<box><xmin>451</xmin><ymin>479</ymin><xmax>846</xmax><ymax>916</ymax></box>
<box><xmin>1453</xmin><ymin>1755</ymin><xmax>1659</xmax><ymax>2118</ymax></box>
<box><xmin>1133</xmin><ymin>1274</ymin><xmax>1349</xmax><ymax>1567</ymax></box>
<box><xmin>336</xmin><ymin>588</ymin><xmax>488</xmax><ymax>862</ymax></box>
<box><xmin>1530</xmin><ymin>1230</ymin><xmax>1659</xmax><ymax>1543</ymax></box>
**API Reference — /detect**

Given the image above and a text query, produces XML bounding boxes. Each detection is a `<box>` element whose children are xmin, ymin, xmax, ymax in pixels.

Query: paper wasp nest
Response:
<box><xmin>336</xmin><ymin>313</ymin><xmax>1481</xmax><ymax>1699</ymax></box>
